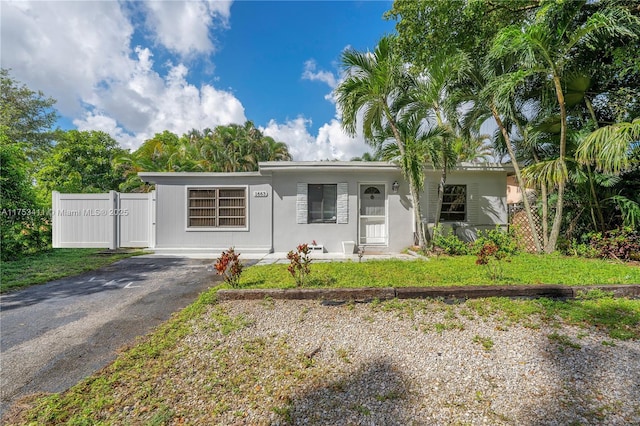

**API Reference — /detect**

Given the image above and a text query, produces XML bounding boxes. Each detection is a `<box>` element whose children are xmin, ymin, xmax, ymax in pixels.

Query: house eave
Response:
<box><xmin>257</xmin><ymin>161</ymin><xmax>400</xmax><ymax>172</ymax></box>
<box><xmin>451</xmin><ymin>162</ymin><xmax>515</xmax><ymax>172</ymax></box>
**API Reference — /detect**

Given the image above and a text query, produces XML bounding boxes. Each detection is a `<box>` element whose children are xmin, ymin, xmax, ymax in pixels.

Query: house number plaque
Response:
<box><xmin>253</xmin><ymin>191</ymin><xmax>269</xmax><ymax>198</ymax></box>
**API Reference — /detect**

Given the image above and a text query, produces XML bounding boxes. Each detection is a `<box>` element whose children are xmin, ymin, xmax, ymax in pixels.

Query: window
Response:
<box><xmin>308</xmin><ymin>184</ymin><xmax>337</xmax><ymax>223</ymax></box>
<box><xmin>440</xmin><ymin>185</ymin><xmax>466</xmax><ymax>221</ymax></box>
<box><xmin>187</xmin><ymin>187</ymin><xmax>246</xmax><ymax>228</ymax></box>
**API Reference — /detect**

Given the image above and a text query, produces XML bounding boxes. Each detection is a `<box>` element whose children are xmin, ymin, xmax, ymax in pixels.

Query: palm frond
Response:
<box><xmin>522</xmin><ymin>157</ymin><xmax>569</xmax><ymax>190</ymax></box>
<box><xmin>605</xmin><ymin>195</ymin><xmax>640</xmax><ymax>229</ymax></box>
<box><xmin>576</xmin><ymin>119</ymin><xmax>640</xmax><ymax>174</ymax></box>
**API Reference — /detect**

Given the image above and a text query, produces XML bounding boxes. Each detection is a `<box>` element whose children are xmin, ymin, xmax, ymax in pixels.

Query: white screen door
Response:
<box><xmin>359</xmin><ymin>184</ymin><xmax>387</xmax><ymax>245</ymax></box>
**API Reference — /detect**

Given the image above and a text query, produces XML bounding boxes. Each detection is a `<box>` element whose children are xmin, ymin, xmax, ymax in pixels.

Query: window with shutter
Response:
<box><xmin>297</xmin><ymin>183</ymin><xmax>348</xmax><ymax>224</ymax></box>
<box><xmin>187</xmin><ymin>187</ymin><xmax>246</xmax><ymax>228</ymax></box>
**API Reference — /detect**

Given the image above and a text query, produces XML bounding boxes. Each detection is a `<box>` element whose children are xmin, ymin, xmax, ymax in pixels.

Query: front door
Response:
<box><xmin>359</xmin><ymin>184</ymin><xmax>387</xmax><ymax>245</ymax></box>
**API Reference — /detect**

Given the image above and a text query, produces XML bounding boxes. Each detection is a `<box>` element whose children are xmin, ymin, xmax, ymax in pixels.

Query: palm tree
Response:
<box><xmin>404</xmin><ymin>51</ymin><xmax>470</xmax><ymax>236</ymax></box>
<box><xmin>375</xmin><ymin>116</ymin><xmax>449</xmax><ymax>217</ymax></box>
<box><xmin>489</xmin><ymin>1</ymin><xmax>638</xmax><ymax>252</ymax></box>
<box><xmin>335</xmin><ymin>35</ymin><xmax>431</xmax><ymax>248</ymax></box>
<box><xmin>455</xmin><ymin>57</ymin><xmax>546</xmax><ymax>252</ymax></box>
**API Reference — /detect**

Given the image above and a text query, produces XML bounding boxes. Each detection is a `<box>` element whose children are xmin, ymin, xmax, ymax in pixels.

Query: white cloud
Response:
<box><xmin>1</xmin><ymin>0</ymin><xmax>135</xmax><ymax>116</ymax></box>
<box><xmin>261</xmin><ymin>117</ymin><xmax>369</xmax><ymax>161</ymax></box>
<box><xmin>1</xmin><ymin>1</ymin><xmax>368</xmax><ymax>159</ymax></box>
<box><xmin>142</xmin><ymin>0</ymin><xmax>232</xmax><ymax>57</ymax></box>
<box><xmin>301</xmin><ymin>59</ymin><xmax>338</xmax><ymax>89</ymax></box>
<box><xmin>74</xmin><ymin>48</ymin><xmax>246</xmax><ymax>150</ymax></box>
<box><xmin>316</xmin><ymin>119</ymin><xmax>370</xmax><ymax>160</ymax></box>
<box><xmin>2</xmin><ymin>1</ymin><xmax>245</xmax><ymax>151</ymax></box>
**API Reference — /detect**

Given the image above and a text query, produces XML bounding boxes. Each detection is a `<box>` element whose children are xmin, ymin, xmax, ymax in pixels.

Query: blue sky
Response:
<box><xmin>2</xmin><ymin>1</ymin><xmax>395</xmax><ymax>160</ymax></box>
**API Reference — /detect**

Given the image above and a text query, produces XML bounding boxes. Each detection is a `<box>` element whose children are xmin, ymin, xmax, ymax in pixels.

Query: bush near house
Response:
<box><xmin>563</xmin><ymin>227</ymin><xmax>640</xmax><ymax>262</ymax></box>
<box><xmin>433</xmin><ymin>226</ymin><xmax>522</xmax><ymax>257</ymax></box>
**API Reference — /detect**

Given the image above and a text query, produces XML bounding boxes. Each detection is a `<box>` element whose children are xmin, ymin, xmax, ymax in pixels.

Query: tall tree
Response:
<box><xmin>386</xmin><ymin>0</ymin><xmax>538</xmax><ymax>72</ymax></box>
<box><xmin>336</xmin><ymin>35</ymin><xmax>431</xmax><ymax>248</ymax></box>
<box><xmin>0</xmin><ymin>68</ymin><xmax>58</xmax><ymax>158</ymax></box>
<box><xmin>404</xmin><ymin>52</ymin><xmax>470</xmax><ymax>236</ymax></box>
<box><xmin>35</xmin><ymin>130</ymin><xmax>126</xmax><ymax>205</ymax></box>
<box><xmin>491</xmin><ymin>1</ymin><xmax>639</xmax><ymax>251</ymax></box>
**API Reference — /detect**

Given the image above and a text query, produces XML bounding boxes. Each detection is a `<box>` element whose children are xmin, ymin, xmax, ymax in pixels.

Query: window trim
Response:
<box><xmin>440</xmin><ymin>184</ymin><xmax>467</xmax><ymax>222</ymax></box>
<box><xmin>307</xmin><ymin>183</ymin><xmax>338</xmax><ymax>224</ymax></box>
<box><xmin>185</xmin><ymin>185</ymin><xmax>249</xmax><ymax>231</ymax></box>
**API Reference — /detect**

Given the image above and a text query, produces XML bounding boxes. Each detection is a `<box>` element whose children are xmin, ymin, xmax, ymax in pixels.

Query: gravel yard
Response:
<box><xmin>10</xmin><ymin>297</ymin><xmax>639</xmax><ymax>425</ymax></box>
<box><xmin>180</xmin><ymin>299</ymin><xmax>639</xmax><ymax>425</ymax></box>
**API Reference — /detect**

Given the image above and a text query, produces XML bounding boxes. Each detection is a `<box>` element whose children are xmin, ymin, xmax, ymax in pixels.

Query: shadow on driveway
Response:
<box><xmin>1</xmin><ymin>257</ymin><xmax>196</xmax><ymax>311</ymax></box>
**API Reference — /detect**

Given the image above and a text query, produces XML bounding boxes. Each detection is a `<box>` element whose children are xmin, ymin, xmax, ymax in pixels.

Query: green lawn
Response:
<box><xmin>1</xmin><ymin>248</ymin><xmax>146</xmax><ymax>292</ymax></box>
<box><xmin>236</xmin><ymin>253</ymin><xmax>640</xmax><ymax>289</ymax></box>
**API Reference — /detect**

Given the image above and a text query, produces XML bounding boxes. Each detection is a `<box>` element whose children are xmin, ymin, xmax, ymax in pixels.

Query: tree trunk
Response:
<box><xmin>545</xmin><ymin>181</ymin><xmax>564</xmax><ymax>253</ymax></box>
<box><xmin>584</xmin><ymin>96</ymin><xmax>606</xmax><ymax>232</ymax></box>
<box><xmin>384</xmin><ymin>105</ymin><xmax>429</xmax><ymax>249</ymax></box>
<box><xmin>490</xmin><ymin>103</ymin><xmax>543</xmax><ymax>253</ymax></box>
<box><xmin>431</xmin><ymin>108</ymin><xmax>447</xmax><ymax>243</ymax></box>
<box><xmin>541</xmin><ymin>184</ymin><xmax>549</xmax><ymax>248</ymax></box>
<box><xmin>545</xmin><ymin>75</ymin><xmax>568</xmax><ymax>253</ymax></box>
<box><xmin>433</xmin><ymin>154</ymin><xmax>447</xmax><ymax>238</ymax></box>
<box><xmin>411</xmin><ymin>190</ymin><xmax>428</xmax><ymax>248</ymax></box>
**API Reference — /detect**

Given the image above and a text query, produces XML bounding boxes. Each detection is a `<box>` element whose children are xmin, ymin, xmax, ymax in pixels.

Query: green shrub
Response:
<box><xmin>588</xmin><ymin>227</ymin><xmax>640</xmax><ymax>261</ymax></box>
<box><xmin>1</xmin><ymin>214</ymin><xmax>52</xmax><ymax>261</ymax></box>
<box><xmin>472</xmin><ymin>226</ymin><xmax>521</xmax><ymax>256</ymax></box>
<box><xmin>433</xmin><ymin>227</ymin><xmax>471</xmax><ymax>255</ymax></box>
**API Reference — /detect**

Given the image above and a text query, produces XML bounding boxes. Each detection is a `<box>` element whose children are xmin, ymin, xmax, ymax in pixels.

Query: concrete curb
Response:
<box><xmin>216</xmin><ymin>284</ymin><xmax>640</xmax><ymax>302</ymax></box>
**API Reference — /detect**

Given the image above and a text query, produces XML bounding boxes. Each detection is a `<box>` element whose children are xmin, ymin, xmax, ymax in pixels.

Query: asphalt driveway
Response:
<box><xmin>0</xmin><ymin>255</ymin><xmax>223</xmax><ymax>418</ymax></box>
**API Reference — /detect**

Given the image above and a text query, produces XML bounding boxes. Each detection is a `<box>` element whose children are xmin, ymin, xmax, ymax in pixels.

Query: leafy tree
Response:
<box><xmin>491</xmin><ymin>1</ymin><xmax>638</xmax><ymax>252</ymax></box>
<box><xmin>389</xmin><ymin>0</ymin><xmax>640</xmax><ymax>251</ymax></box>
<box><xmin>0</xmin><ymin>68</ymin><xmax>58</xmax><ymax>159</ymax></box>
<box><xmin>35</xmin><ymin>130</ymin><xmax>126</xmax><ymax>205</ymax></box>
<box><xmin>0</xmin><ymin>138</ymin><xmax>51</xmax><ymax>260</ymax></box>
<box><xmin>0</xmin><ymin>70</ymin><xmax>58</xmax><ymax>259</ymax></box>
<box><xmin>116</xmin><ymin>122</ymin><xmax>291</xmax><ymax>191</ymax></box>
<box><xmin>386</xmin><ymin>0</ymin><xmax>537</xmax><ymax>72</ymax></box>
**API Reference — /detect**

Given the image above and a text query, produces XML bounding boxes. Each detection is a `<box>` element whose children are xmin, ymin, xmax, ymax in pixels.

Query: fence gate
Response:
<box><xmin>52</xmin><ymin>191</ymin><xmax>155</xmax><ymax>249</ymax></box>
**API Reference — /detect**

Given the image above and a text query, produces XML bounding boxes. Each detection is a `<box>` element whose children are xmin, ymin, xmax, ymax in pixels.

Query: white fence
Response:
<box><xmin>52</xmin><ymin>191</ymin><xmax>155</xmax><ymax>249</ymax></box>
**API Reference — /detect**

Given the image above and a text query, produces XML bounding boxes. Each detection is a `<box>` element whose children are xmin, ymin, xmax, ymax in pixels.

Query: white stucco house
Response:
<box><xmin>131</xmin><ymin>161</ymin><xmax>512</xmax><ymax>255</ymax></box>
<box><xmin>52</xmin><ymin>161</ymin><xmax>512</xmax><ymax>253</ymax></box>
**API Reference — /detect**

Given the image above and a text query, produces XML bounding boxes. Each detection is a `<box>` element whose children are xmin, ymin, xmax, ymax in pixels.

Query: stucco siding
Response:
<box><xmin>151</xmin><ymin>175</ymin><xmax>273</xmax><ymax>253</ymax></box>
<box><xmin>423</xmin><ymin>170</ymin><xmax>508</xmax><ymax>241</ymax></box>
<box><xmin>270</xmin><ymin>169</ymin><xmax>413</xmax><ymax>253</ymax></box>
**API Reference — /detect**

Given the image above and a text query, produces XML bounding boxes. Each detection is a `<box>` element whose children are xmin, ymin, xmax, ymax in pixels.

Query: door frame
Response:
<box><xmin>358</xmin><ymin>182</ymin><xmax>388</xmax><ymax>246</ymax></box>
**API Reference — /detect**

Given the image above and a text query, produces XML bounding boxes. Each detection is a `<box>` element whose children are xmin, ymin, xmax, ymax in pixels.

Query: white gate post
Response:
<box><xmin>109</xmin><ymin>190</ymin><xmax>118</xmax><ymax>250</ymax></box>
<box><xmin>52</xmin><ymin>191</ymin><xmax>60</xmax><ymax>248</ymax></box>
<box><xmin>149</xmin><ymin>190</ymin><xmax>156</xmax><ymax>249</ymax></box>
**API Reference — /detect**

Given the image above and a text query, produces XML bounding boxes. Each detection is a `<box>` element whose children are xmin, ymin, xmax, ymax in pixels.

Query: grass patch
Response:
<box><xmin>465</xmin><ymin>292</ymin><xmax>640</xmax><ymax>340</ymax></box>
<box><xmin>12</xmin><ymin>288</ymin><xmax>221</xmax><ymax>425</ymax></box>
<box><xmin>472</xmin><ymin>335</ymin><xmax>494</xmax><ymax>351</ymax></box>
<box><xmin>1</xmin><ymin>248</ymin><xmax>146</xmax><ymax>292</ymax></box>
<box><xmin>236</xmin><ymin>254</ymin><xmax>640</xmax><ymax>289</ymax></box>
<box><xmin>548</xmin><ymin>332</ymin><xmax>582</xmax><ymax>350</ymax></box>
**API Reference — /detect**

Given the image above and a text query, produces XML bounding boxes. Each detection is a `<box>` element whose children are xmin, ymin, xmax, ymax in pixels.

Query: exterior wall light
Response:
<box><xmin>392</xmin><ymin>181</ymin><xmax>399</xmax><ymax>193</ymax></box>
